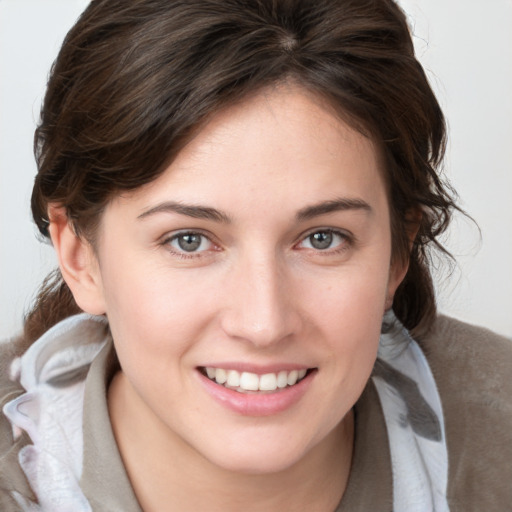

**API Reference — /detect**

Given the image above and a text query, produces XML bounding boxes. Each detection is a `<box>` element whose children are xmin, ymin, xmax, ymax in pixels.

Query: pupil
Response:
<box><xmin>310</xmin><ymin>231</ymin><xmax>332</xmax><ymax>250</ymax></box>
<box><xmin>178</xmin><ymin>234</ymin><xmax>201</xmax><ymax>251</ymax></box>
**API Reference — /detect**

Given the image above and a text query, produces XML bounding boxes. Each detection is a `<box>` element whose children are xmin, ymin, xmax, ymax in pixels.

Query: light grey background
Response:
<box><xmin>1</xmin><ymin>0</ymin><xmax>511</xmax><ymax>340</ymax></box>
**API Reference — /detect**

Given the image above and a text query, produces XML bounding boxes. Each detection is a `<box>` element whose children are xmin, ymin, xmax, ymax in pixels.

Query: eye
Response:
<box><xmin>297</xmin><ymin>229</ymin><xmax>349</xmax><ymax>251</ymax></box>
<box><xmin>166</xmin><ymin>231</ymin><xmax>213</xmax><ymax>254</ymax></box>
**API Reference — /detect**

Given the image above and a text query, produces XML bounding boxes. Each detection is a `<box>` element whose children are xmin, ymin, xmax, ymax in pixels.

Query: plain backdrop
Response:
<box><xmin>1</xmin><ymin>0</ymin><xmax>511</xmax><ymax>340</ymax></box>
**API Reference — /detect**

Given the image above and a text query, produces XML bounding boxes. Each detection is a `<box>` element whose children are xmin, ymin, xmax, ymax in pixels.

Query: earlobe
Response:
<box><xmin>48</xmin><ymin>205</ymin><xmax>106</xmax><ymax>315</ymax></box>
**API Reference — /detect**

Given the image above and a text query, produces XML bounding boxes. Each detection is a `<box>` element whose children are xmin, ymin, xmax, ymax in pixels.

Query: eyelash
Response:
<box><xmin>160</xmin><ymin>228</ymin><xmax>353</xmax><ymax>259</ymax></box>
<box><xmin>295</xmin><ymin>228</ymin><xmax>353</xmax><ymax>255</ymax></box>
<box><xmin>161</xmin><ymin>230</ymin><xmax>218</xmax><ymax>259</ymax></box>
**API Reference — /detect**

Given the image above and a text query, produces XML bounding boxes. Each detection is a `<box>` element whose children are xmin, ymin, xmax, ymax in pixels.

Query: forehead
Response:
<box><xmin>110</xmin><ymin>84</ymin><xmax>388</xmax><ymax>220</ymax></box>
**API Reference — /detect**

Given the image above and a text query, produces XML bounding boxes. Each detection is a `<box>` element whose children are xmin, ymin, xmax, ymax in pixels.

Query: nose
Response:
<box><xmin>220</xmin><ymin>251</ymin><xmax>302</xmax><ymax>348</ymax></box>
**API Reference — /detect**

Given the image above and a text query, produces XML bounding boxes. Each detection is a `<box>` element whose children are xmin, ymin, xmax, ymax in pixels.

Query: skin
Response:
<box><xmin>50</xmin><ymin>84</ymin><xmax>407</xmax><ymax>511</ymax></box>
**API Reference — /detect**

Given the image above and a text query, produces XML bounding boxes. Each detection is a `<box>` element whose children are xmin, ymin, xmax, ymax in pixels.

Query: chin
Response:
<box><xmin>197</xmin><ymin>428</ymin><xmax>326</xmax><ymax>476</ymax></box>
<box><xmin>210</xmin><ymin>449</ymin><xmax>306</xmax><ymax>476</ymax></box>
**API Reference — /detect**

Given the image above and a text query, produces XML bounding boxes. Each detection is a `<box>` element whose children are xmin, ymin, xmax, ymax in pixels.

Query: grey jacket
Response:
<box><xmin>1</xmin><ymin>316</ymin><xmax>511</xmax><ymax>511</ymax></box>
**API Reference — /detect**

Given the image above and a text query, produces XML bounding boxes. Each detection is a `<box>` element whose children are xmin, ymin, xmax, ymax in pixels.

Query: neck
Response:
<box><xmin>108</xmin><ymin>371</ymin><xmax>354</xmax><ymax>512</ymax></box>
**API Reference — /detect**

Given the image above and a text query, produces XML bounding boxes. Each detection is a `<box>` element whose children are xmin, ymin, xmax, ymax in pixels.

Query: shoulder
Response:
<box><xmin>0</xmin><ymin>340</ymin><xmax>37</xmax><ymax>509</ymax></box>
<box><xmin>419</xmin><ymin>316</ymin><xmax>512</xmax><ymax>510</ymax></box>
<box><xmin>0</xmin><ymin>339</ymin><xmax>25</xmax><ymax>441</ymax></box>
<box><xmin>420</xmin><ymin>315</ymin><xmax>512</xmax><ymax>402</ymax></box>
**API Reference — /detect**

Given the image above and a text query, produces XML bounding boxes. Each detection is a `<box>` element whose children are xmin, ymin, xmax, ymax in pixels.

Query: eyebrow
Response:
<box><xmin>296</xmin><ymin>197</ymin><xmax>372</xmax><ymax>221</ymax></box>
<box><xmin>137</xmin><ymin>197</ymin><xmax>372</xmax><ymax>223</ymax></box>
<box><xmin>137</xmin><ymin>201</ymin><xmax>231</xmax><ymax>223</ymax></box>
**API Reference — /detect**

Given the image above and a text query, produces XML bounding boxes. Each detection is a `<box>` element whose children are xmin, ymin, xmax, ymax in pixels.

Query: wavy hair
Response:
<box><xmin>25</xmin><ymin>0</ymin><xmax>458</xmax><ymax>345</ymax></box>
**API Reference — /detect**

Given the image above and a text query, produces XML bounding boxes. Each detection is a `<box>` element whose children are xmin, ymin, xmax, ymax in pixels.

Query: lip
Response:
<box><xmin>197</xmin><ymin>367</ymin><xmax>317</xmax><ymax>416</ymax></box>
<box><xmin>200</xmin><ymin>362</ymin><xmax>310</xmax><ymax>374</ymax></box>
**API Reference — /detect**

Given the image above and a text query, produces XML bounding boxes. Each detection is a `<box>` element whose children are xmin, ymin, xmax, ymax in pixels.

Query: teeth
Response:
<box><xmin>287</xmin><ymin>370</ymin><xmax>299</xmax><ymax>386</ymax></box>
<box><xmin>277</xmin><ymin>371</ymin><xmax>288</xmax><ymax>388</ymax></box>
<box><xmin>226</xmin><ymin>370</ymin><xmax>240</xmax><ymax>387</ymax></box>
<box><xmin>240</xmin><ymin>372</ymin><xmax>259</xmax><ymax>391</ymax></box>
<box><xmin>204</xmin><ymin>367</ymin><xmax>309</xmax><ymax>392</ymax></box>
<box><xmin>215</xmin><ymin>368</ymin><xmax>227</xmax><ymax>384</ymax></box>
<box><xmin>259</xmin><ymin>373</ymin><xmax>277</xmax><ymax>391</ymax></box>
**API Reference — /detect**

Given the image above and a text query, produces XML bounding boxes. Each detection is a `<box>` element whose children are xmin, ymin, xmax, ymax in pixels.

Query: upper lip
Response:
<box><xmin>197</xmin><ymin>363</ymin><xmax>314</xmax><ymax>374</ymax></box>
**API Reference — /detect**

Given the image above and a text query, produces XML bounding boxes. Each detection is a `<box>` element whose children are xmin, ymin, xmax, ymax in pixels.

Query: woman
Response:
<box><xmin>1</xmin><ymin>0</ymin><xmax>510</xmax><ymax>510</ymax></box>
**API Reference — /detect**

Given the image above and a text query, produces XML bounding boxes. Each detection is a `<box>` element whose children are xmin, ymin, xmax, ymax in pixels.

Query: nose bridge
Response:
<box><xmin>222</xmin><ymin>248</ymin><xmax>299</xmax><ymax>346</ymax></box>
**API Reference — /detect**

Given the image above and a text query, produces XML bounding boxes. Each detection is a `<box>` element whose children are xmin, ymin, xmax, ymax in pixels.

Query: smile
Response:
<box><xmin>201</xmin><ymin>367</ymin><xmax>310</xmax><ymax>393</ymax></box>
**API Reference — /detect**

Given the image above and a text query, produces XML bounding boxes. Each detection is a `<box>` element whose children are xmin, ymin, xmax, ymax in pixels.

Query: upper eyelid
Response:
<box><xmin>161</xmin><ymin>230</ymin><xmax>216</xmax><ymax>252</ymax></box>
<box><xmin>161</xmin><ymin>231</ymin><xmax>218</xmax><ymax>259</ymax></box>
<box><xmin>161</xmin><ymin>228</ymin><xmax>214</xmax><ymax>243</ymax></box>
<box><xmin>159</xmin><ymin>227</ymin><xmax>353</xmax><ymax>249</ymax></box>
<box><xmin>298</xmin><ymin>227</ymin><xmax>352</xmax><ymax>242</ymax></box>
<box><xmin>294</xmin><ymin>228</ymin><xmax>354</xmax><ymax>251</ymax></box>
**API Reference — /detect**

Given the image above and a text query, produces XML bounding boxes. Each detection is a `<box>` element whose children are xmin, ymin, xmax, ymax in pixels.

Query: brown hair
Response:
<box><xmin>26</xmin><ymin>0</ymin><xmax>457</xmax><ymax>344</ymax></box>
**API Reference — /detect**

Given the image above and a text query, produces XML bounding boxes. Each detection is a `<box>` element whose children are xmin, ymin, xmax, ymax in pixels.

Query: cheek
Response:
<box><xmin>98</xmin><ymin>255</ymin><xmax>217</xmax><ymax>358</ymax></box>
<box><xmin>306</xmin><ymin>260</ymin><xmax>390</xmax><ymax>329</ymax></box>
<box><xmin>304</xmin><ymin>259</ymin><xmax>389</xmax><ymax>378</ymax></box>
<box><xmin>101</xmin><ymin>269</ymin><xmax>209</xmax><ymax>403</ymax></box>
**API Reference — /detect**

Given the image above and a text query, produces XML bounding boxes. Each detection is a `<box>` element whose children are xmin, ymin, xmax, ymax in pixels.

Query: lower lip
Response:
<box><xmin>197</xmin><ymin>370</ymin><xmax>316</xmax><ymax>417</ymax></box>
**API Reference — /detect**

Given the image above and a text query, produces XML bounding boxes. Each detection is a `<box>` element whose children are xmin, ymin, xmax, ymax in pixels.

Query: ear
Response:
<box><xmin>385</xmin><ymin>208</ymin><xmax>422</xmax><ymax>311</ymax></box>
<box><xmin>48</xmin><ymin>205</ymin><xmax>106</xmax><ymax>315</ymax></box>
<box><xmin>385</xmin><ymin>260</ymin><xmax>408</xmax><ymax>311</ymax></box>
<box><xmin>404</xmin><ymin>207</ymin><xmax>422</xmax><ymax>252</ymax></box>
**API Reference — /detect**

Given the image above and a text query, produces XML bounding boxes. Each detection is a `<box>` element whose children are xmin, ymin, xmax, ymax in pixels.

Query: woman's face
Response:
<box><xmin>84</xmin><ymin>85</ymin><xmax>405</xmax><ymax>474</ymax></box>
